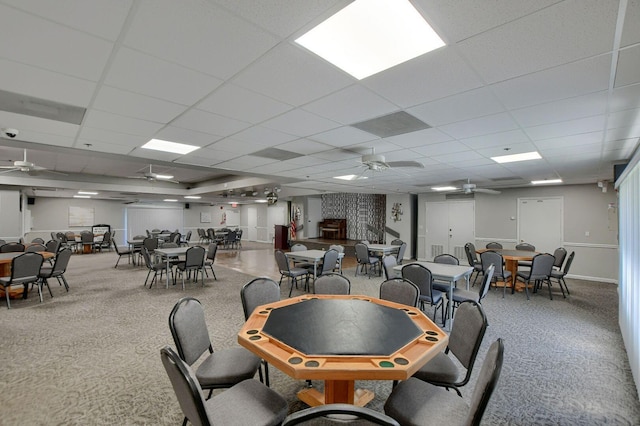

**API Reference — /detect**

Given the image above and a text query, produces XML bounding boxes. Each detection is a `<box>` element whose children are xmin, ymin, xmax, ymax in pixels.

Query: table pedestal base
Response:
<box><xmin>297</xmin><ymin>380</ymin><xmax>374</xmax><ymax>407</ymax></box>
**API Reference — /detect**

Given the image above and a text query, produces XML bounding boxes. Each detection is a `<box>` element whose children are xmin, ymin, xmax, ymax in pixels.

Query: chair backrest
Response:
<box><xmin>291</xmin><ymin>243</ymin><xmax>307</xmax><ymax>252</ymax></box>
<box><xmin>528</xmin><ymin>253</ymin><xmax>555</xmax><ymax>279</ymax></box>
<box><xmin>515</xmin><ymin>242</ymin><xmax>535</xmax><ymax>251</ymax></box>
<box><xmin>141</xmin><ymin>247</ymin><xmax>154</xmax><ymax>269</ymax></box>
<box><xmin>185</xmin><ymin>246</ymin><xmax>205</xmax><ymax>268</ymax></box>
<box><xmin>464</xmin><ymin>243</ymin><xmax>477</xmax><ymax>266</ymax></box>
<box><xmin>314</xmin><ymin>273</ymin><xmax>350</xmax><ymax>295</ymax></box>
<box><xmin>160</xmin><ymin>346</ymin><xmax>210</xmax><ymax>426</ymax></box>
<box><xmin>169</xmin><ymin>297</ymin><xmax>212</xmax><ymax>365</ymax></box>
<box><xmin>241</xmin><ymin>277</ymin><xmax>281</xmax><ymax>320</ymax></box>
<box><xmin>51</xmin><ymin>248</ymin><xmax>72</xmax><ymax>274</ymax></box>
<box><xmin>162</xmin><ymin>242</ymin><xmax>178</xmax><ymax>249</ymax></box>
<box><xmin>0</xmin><ymin>239</ymin><xmax>6</xmax><ymax>245</ymax></box>
<box><xmin>282</xmin><ymin>403</ymin><xmax>400</xmax><ymax>426</ymax></box>
<box><xmin>46</xmin><ymin>239</ymin><xmax>61</xmax><ymax>254</ymax></box>
<box><xmin>65</xmin><ymin>231</ymin><xmax>76</xmax><ymax>242</ymax></box>
<box><xmin>354</xmin><ymin>243</ymin><xmax>369</xmax><ymax>263</ymax></box>
<box><xmin>274</xmin><ymin>249</ymin><xmax>290</xmax><ymax>272</ymax></box>
<box><xmin>1</xmin><ymin>242</ymin><xmax>25</xmax><ymax>253</ymax></box>
<box><xmin>562</xmin><ymin>251</ymin><xmax>575</xmax><ymax>274</ymax></box>
<box><xmin>401</xmin><ymin>264</ymin><xmax>434</xmax><ymax>300</ymax></box>
<box><xmin>552</xmin><ymin>247</ymin><xmax>567</xmax><ymax>268</ymax></box>
<box><xmin>486</xmin><ymin>242</ymin><xmax>503</xmax><ymax>249</ymax></box>
<box><xmin>379</xmin><ymin>278</ymin><xmax>419</xmax><ymax>307</ymax></box>
<box><xmin>465</xmin><ymin>338</ymin><xmax>505</xmax><ymax>426</ymax></box>
<box><xmin>207</xmin><ymin>228</ymin><xmax>215</xmax><ymax>240</ymax></box>
<box><xmin>319</xmin><ymin>249</ymin><xmax>339</xmax><ymax>275</ymax></box>
<box><xmin>102</xmin><ymin>231</ymin><xmax>111</xmax><ymax>244</ymax></box>
<box><xmin>396</xmin><ymin>242</ymin><xmax>407</xmax><ymax>264</ymax></box>
<box><xmin>80</xmin><ymin>231</ymin><xmax>93</xmax><ymax>243</ymax></box>
<box><xmin>10</xmin><ymin>252</ymin><xmax>44</xmax><ymax>282</ymax></box>
<box><xmin>448</xmin><ymin>301</ymin><xmax>488</xmax><ymax>387</ymax></box>
<box><xmin>56</xmin><ymin>232</ymin><xmax>67</xmax><ymax>243</ymax></box>
<box><xmin>434</xmin><ymin>254</ymin><xmax>459</xmax><ymax>265</ymax></box>
<box><xmin>328</xmin><ymin>244</ymin><xmax>344</xmax><ymax>253</ymax></box>
<box><xmin>184</xmin><ymin>230</ymin><xmax>192</xmax><ymax>242</ymax></box>
<box><xmin>390</xmin><ymin>239</ymin><xmax>403</xmax><ymax>246</ymax></box>
<box><xmin>206</xmin><ymin>243</ymin><xmax>217</xmax><ymax>261</ymax></box>
<box><xmin>143</xmin><ymin>238</ymin><xmax>158</xmax><ymax>252</ymax></box>
<box><xmin>478</xmin><ymin>264</ymin><xmax>495</xmax><ymax>301</ymax></box>
<box><xmin>26</xmin><ymin>244</ymin><xmax>46</xmax><ymax>252</ymax></box>
<box><xmin>31</xmin><ymin>237</ymin><xmax>45</xmax><ymax>244</ymax></box>
<box><xmin>481</xmin><ymin>251</ymin><xmax>505</xmax><ymax>276</ymax></box>
<box><xmin>382</xmin><ymin>255</ymin><xmax>398</xmax><ymax>280</ymax></box>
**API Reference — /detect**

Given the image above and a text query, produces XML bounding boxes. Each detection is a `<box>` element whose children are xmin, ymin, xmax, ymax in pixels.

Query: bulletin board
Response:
<box><xmin>200</xmin><ymin>212</ymin><xmax>212</xmax><ymax>223</ymax></box>
<box><xmin>69</xmin><ymin>206</ymin><xmax>94</xmax><ymax>227</ymax></box>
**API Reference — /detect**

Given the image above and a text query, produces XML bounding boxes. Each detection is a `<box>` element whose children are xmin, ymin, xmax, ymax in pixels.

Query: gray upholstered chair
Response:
<box><xmin>79</xmin><ymin>231</ymin><xmax>94</xmax><ymax>254</ymax></box>
<box><xmin>290</xmin><ymin>243</ymin><xmax>313</xmax><ymax>269</ymax></box>
<box><xmin>481</xmin><ymin>250</ymin><xmax>511</xmax><ymax>297</ymax></box>
<box><xmin>515</xmin><ymin>242</ymin><xmax>535</xmax><ymax>251</ymax></box>
<box><xmin>384</xmin><ymin>338</ymin><xmax>504</xmax><ymax>426</ymax></box>
<box><xmin>31</xmin><ymin>237</ymin><xmax>45</xmax><ymax>244</ymax></box>
<box><xmin>94</xmin><ymin>231</ymin><xmax>112</xmax><ymax>252</ymax></box>
<box><xmin>390</xmin><ymin>239</ymin><xmax>403</xmax><ymax>246</ymax></box>
<box><xmin>141</xmin><ymin>247</ymin><xmax>170</xmax><ymax>289</ymax></box>
<box><xmin>274</xmin><ymin>249</ymin><xmax>309</xmax><ymax>297</ymax></box>
<box><xmin>432</xmin><ymin>253</ymin><xmax>459</xmax><ymax>293</ymax></box>
<box><xmin>552</xmin><ymin>247</ymin><xmax>568</xmax><ymax>270</ymax></box>
<box><xmin>37</xmin><ymin>247</ymin><xmax>72</xmax><ymax>296</ymax></box>
<box><xmin>328</xmin><ymin>244</ymin><xmax>344</xmax><ymax>273</ymax></box>
<box><xmin>449</xmin><ymin>265</ymin><xmax>495</xmax><ymax>317</ymax></box>
<box><xmin>0</xmin><ymin>252</ymin><xmax>44</xmax><ymax>308</ymax></box>
<box><xmin>379</xmin><ymin>278</ymin><xmax>419</xmax><ymax>308</ymax></box>
<box><xmin>310</xmin><ymin>249</ymin><xmax>340</xmax><ymax>278</ymax></box>
<box><xmin>412</xmin><ymin>301</ymin><xmax>488</xmax><ymax>396</ymax></box>
<box><xmin>515</xmin><ymin>253</ymin><xmax>555</xmax><ymax>300</ymax></box>
<box><xmin>173</xmin><ymin>246</ymin><xmax>206</xmax><ymax>290</ymax></box>
<box><xmin>395</xmin><ymin>242</ymin><xmax>407</xmax><ymax>265</ymax></box>
<box><xmin>401</xmin><ymin>264</ymin><xmax>443</xmax><ymax>323</ymax></box>
<box><xmin>355</xmin><ymin>242</ymin><xmax>380</xmax><ymax>278</ymax></box>
<box><xmin>550</xmin><ymin>251</ymin><xmax>574</xmax><ymax>297</ymax></box>
<box><xmin>486</xmin><ymin>242</ymin><xmax>503</xmax><ymax>249</ymax></box>
<box><xmin>112</xmin><ymin>240</ymin><xmax>133</xmax><ymax>268</ymax></box>
<box><xmin>26</xmin><ymin>243</ymin><xmax>46</xmax><ymax>252</ymax></box>
<box><xmin>314</xmin><ymin>273</ymin><xmax>350</xmax><ymax>295</ymax></box>
<box><xmin>160</xmin><ymin>346</ymin><xmax>287</xmax><ymax>426</ymax></box>
<box><xmin>241</xmin><ymin>277</ymin><xmax>281</xmax><ymax>387</ymax></box>
<box><xmin>45</xmin><ymin>239</ymin><xmax>61</xmax><ymax>255</ymax></box>
<box><xmin>465</xmin><ymin>242</ymin><xmax>483</xmax><ymax>285</ymax></box>
<box><xmin>168</xmin><ymin>297</ymin><xmax>262</xmax><ymax>399</ymax></box>
<box><xmin>382</xmin><ymin>255</ymin><xmax>400</xmax><ymax>280</ymax></box>
<box><xmin>203</xmin><ymin>243</ymin><xmax>217</xmax><ymax>280</ymax></box>
<box><xmin>1</xmin><ymin>242</ymin><xmax>25</xmax><ymax>253</ymax></box>
<box><xmin>282</xmin><ymin>403</ymin><xmax>399</xmax><ymax>426</ymax></box>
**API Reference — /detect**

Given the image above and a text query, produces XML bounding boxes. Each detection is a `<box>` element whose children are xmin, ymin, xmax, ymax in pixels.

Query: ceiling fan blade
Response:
<box><xmin>0</xmin><ymin>166</ymin><xmax>17</xmax><ymax>169</ymax></box>
<box><xmin>0</xmin><ymin>168</ymin><xmax>18</xmax><ymax>175</ymax></box>
<box><xmin>474</xmin><ymin>188</ymin><xmax>501</xmax><ymax>194</ymax></box>
<box><xmin>387</xmin><ymin>160</ymin><xmax>424</xmax><ymax>168</ymax></box>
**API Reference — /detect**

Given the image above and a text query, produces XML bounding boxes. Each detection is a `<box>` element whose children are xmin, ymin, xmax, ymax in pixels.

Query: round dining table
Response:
<box><xmin>0</xmin><ymin>251</ymin><xmax>54</xmax><ymax>298</ymax></box>
<box><xmin>477</xmin><ymin>248</ymin><xmax>538</xmax><ymax>291</ymax></box>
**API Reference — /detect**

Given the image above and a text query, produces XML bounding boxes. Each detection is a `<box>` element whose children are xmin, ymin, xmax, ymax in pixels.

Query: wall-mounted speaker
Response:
<box><xmin>185</xmin><ymin>203</ymin><xmax>190</xmax><ymax>209</ymax></box>
<box><xmin>27</xmin><ymin>197</ymin><xmax>35</xmax><ymax>205</ymax></box>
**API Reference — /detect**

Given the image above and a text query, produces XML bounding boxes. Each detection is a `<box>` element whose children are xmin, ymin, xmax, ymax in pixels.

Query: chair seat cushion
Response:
<box><xmin>368</xmin><ymin>257</ymin><xmax>379</xmax><ymax>264</ymax></box>
<box><xmin>287</xmin><ymin>267</ymin><xmax>309</xmax><ymax>277</ymax></box>
<box><xmin>384</xmin><ymin>377</ymin><xmax>467</xmax><ymax>426</ymax></box>
<box><xmin>412</xmin><ymin>352</ymin><xmax>460</xmax><ymax>384</ymax></box>
<box><xmin>419</xmin><ymin>289</ymin><xmax>443</xmax><ymax>305</ymax></box>
<box><xmin>205</xmin><ymin>379</ymin><xmax>288</xmax><ymax>426</ymax></box>
<box><xmin>196</xmin><ymin>347</ymin><xmax>261</xmax><ymax>387</ymax></box>
<box><xmin>432</xmin><ymin>281</ymin><xmax>451</xmax><ymax>293</ymax></box>
<box><xmin>549</xmin><ymin>270</ymin><xmax>564</xmax><ymax>279</ymax></box>
<box><xmin>451</xmin><ymin>287</ymin><xmax>480</xmax><ymax>304</ymax></box>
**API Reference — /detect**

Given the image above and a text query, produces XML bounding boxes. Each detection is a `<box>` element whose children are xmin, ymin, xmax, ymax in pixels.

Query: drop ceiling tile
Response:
<box><xmin>439</xmin><ymin>112</ymin><xmax>519</xmax><ymax>140</ymax></box>
<box><xmin>178</xmin><ymin>147</ymin><xmax>238</xmax><ymax>163</ymax></box>
<box><xmin>311</xmin><ymin>148</ymin><xmax>362</xmax><ymax>162</ymax></box>
<box><xmin>171</xmin><ymin>109</ymin><xmax>249</xmax><ymax>137</ymax></box>
<box><xmin>490</xmin><ymin>54</ymin><xmax>611</xmax><ymax>110</ymax></box>
<box><xmin>209</xmin><ymin>137</ymin><xmax>263</xmax><ymax>155</ymax></box>
<box><xmin>476</xmin><ymin>142</ymin><xmax>539</xmax><ymax>158</ymax></box>
<box><xmin>230</xmin><ymin>126</ymin><xmax>298</xmax><ymax>146</ymax></box>
<box><xmin>233</xmin><ymin>43</ymin><xmax>354</xmax><ymax>106</ymax></box>
<box><xmin>276</xmin><ymin>139</ymin><xmax>330</xmax><ymax>155</ymax></box>
<box><xmin>153</xmin><ymin>126</ymin><xmax>221</xmax><ymax>148</ymax></box>
<box><xmin>129</xmin><ymin>147</ymin><xmax>182</xmax><ymax>162</ymax></box>
<box><xmin>217</xmin><ymin>155</ymin><xmax>280</xmax><ymax>169</ymax></box>
<box><xmin>78</xmin><ymin>127</ymin><xmax>147</xmax><ymax>148</ymax></box>
<box><xmin>461</xmin><ymin>129</ymin><xmax>531</xmax><ymax>150</ymax></box>
<box><xmin>605</xmin><ymin>124</ymin><xmax>640</xmax><ymax>142</ymax></box>
<box><xmin>457</xmin><ymin>0</ymin><xmax>618</xmax><ymax>84</ymax></box>
<box><xmin>411</xmin><ymin>140</ymin><xmax>470</xmax><ymax>157</ymax></box>
<box><xmin>82</xmin><ymin>110</ymin><xmax>164</xmax><ymax>137</ymax></box>
<box><xmin>105</xmin><ymin>48</ymin><xmax>223</xmax><ymax>106</ymax></box>
<box><xmin>621</xmin><ymin>0</ymin><xmax>640</xmax><ymax>48</ymax></box>
<box><xmin>607</xmin><ymin>108</ymin><xmax>640</xmax><ymax>129</ymax></box>
<box><xmin>418</xmin><ymin>0</ymin><xmax>558</xmax><ymax>43</ymax></box>
<box><xmin>539</xmin><ymin>143</ymin><xmax>603</xmax><ymax>157</ymax></box>
<box><xmin>309</xmin><ymin>126</ymin><xmax>378</xmax><ymax>147</ymax></box>
<box><xmin>384</xmin><ymin>128</ymin><xmax>452</xmax><ymax>148</ymax></box>
<box><xmin>409</xmin><ymin>87</ymin><xmax>505</xmax><ymax>127</ymax></box>
<box><xmin>93</xmin><ymin>86</ymin><xmax>187</xmax><ymax>123</ymax></box>
<box><xmin>0</xmin><ymin>4</ymin><xmax>113</xmax><ymax>81</ymax></box>
<box><xmin>3</xmin><ymin>0</ymin><xmax>132</xmax><ymax>40</ymax></box>
<box><xmin>124</xmin><ymin>0</ymin><xmax>279</xmax><ymax>79</ymax></box>
<box><xmin>432</xmin><ymin>150</ymin><xmax>487</xmax><ymax>164</ymax></box>
<box><xmin>0</xmin><ymin>111</ymin><xmax>79</xmax><ymax>139</ymax></box>
<box><xmin>198</xmin><ymin>83</ymin><xmax>293</xmax><ymax>124</ymax></box>
<box><xmin>74</xmin><ymin>140</ymin><xmax>135</xmax><ymax>155</ymax></box>
<box><xmin>303</xmin><ymin>85</ymin><xmax>399</xmax><ymax>125</ymax></box>
<box><xmin>532</xmin><ymin>132</ymin><xmax>603</xmax><ymax>150</ymax></box>
<box><xmin>0</xmin><ymin>59</ymin><xmax>96</xmax><ymax>107</ymax></box>
<box><xmin>610</xmin><ymin>83</ymin><xmax>640</xmax><ymax>112</ymax></box>
<box><xmin>603</xmin><ymin>138</ymin><xmax>638</xmax><ymax>152</ymax></box>
<box><xmin>614</xmin><ymin>45</ymin><xmax>640</xmax><ymax>88</ymax></box>
<box><xmin>525</xmin><ymin>115</ymin><xmax>606</xmax><ymax>141</ymax></box>
<box><xmin>511</xmin><ymin>91</ymin><xmax>609</xmax><ymax>128</ymax></box>
<box><xmin>261</xmin><ymin>108</ymin><xmax>340</xmax><ymax>137</ymax></box>
<box><xmin>363</xmin><ymin>48</ymin><xmax>482</xmax><ymax>108</ymax></box>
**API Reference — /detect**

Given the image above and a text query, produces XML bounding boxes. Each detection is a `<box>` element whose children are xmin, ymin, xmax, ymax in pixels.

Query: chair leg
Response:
<box><xmin>561</xmin><ymin>277</ymin><xmax>570</xmax><ymax>295</ymax></box>
<box><xmin>546</xmin><ymin>278</ymin><xmax>554</xmax><ymax>300</ymax></box>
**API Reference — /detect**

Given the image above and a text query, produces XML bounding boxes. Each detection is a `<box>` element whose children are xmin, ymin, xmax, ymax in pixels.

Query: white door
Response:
<box><xmin>306</xmin><ymin>197</ymin><xmax>322</xmax><ymax>238</ymax></box>
<box><xmin>247</xmin><ymin>207</ymin><xmax>258</xmax><ymax>241</ymax></box>
<box><xmin>425</xmin><ymin>201</ymin><xmax>475</xmax><ymax>262</ymax></box>
<box><xmin>518</xmin><ymin>197</ymin><xmax>563</xmax><ymax>254</ymax></box>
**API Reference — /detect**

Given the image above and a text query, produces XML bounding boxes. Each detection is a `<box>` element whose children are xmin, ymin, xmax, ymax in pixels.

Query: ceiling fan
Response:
<box><xmin>128</xmin><ymin>164</ymin><xmax>179</xmax><ymax>183</ymax></box>
<box><xmin>449</xmin><ymin>179</ymin><xmax>501</xmax><ymax>195</ymax></box>
<box><xmin>0</xmin><ymin>149</ymin><xmax>66</xmax><ymax>176</ymax></box>
<box><xmin>357</xmin><ymin>148</ymin><xmax>424</xmax><ymax>174</ymax></box>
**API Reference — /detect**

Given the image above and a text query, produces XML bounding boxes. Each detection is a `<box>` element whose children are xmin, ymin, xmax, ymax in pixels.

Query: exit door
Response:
<box><xmin>425</xmin><ymin>201</ymin><xmax>475</xmax><ymax>262</ymax></box>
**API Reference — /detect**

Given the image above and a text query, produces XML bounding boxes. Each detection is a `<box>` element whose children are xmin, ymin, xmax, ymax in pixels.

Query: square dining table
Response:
<box><xmin>154</xmin><ymin>246</ymin><xmax>190</xmax><ymax>288</ymax></box>
<box><xmin>285</xmin><ymin>249</ymin><xmax>344</xmax><ymax>279</ymax></box>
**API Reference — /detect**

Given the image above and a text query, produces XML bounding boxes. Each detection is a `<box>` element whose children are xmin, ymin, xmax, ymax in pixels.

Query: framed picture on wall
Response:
<box><xmin>200</xmin><ymin>212</ymin><xmax>211</xmax><ymax>223</ymax></box>
<box><xmin>69</xmin><ymin>206</ymin><xmax>94</xmax><ymax>227</ymax></box>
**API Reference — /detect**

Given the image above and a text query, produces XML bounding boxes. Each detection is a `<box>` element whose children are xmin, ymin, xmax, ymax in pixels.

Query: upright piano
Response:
<box><xmin>318</xmin><ymin>218</ymin><xmax>347</xmax><ymax>240</ymax></box>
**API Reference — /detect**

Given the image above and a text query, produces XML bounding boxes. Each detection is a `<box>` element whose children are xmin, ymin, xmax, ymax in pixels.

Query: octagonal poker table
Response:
<box><xmin>238</xmin><ymin>294</ymin><xmax>448</xmax><ymax>407</ymax></box>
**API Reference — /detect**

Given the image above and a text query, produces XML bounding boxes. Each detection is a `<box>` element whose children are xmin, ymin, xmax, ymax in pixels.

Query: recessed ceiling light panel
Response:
<box><xmin>491</xmin><ymin>151</ymin><xmax>542</xmax><ymax>164</ymax></box>
<box><xmin>295</xmin><ymin>0</ymin><xmax>445</xmax><ymax>79</ymax></box>
<box><xmin>142</xmin><ymin>139</ymin><xmax>199</xmax><ymax>155</ymax></box>
<box><xmin>531</xmin><ymin>179</ymin><xmax>562</xmax><ymax>185</ymax></box>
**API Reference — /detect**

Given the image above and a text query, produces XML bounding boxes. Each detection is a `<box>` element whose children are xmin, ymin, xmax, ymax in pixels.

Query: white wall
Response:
<box><xmin>385</xmin><ymin>193</ymin><xmax>412</xmax><ymax>261</ymax></box>
<box><xmin>417</xmin><ymin>184</ymin><xmax>619</xmax><ymax>282</ymax></box>
<box><xmin>0</xmin><ymin>190</ymin><xmax>22</xmax><ymax>241</ymax></box>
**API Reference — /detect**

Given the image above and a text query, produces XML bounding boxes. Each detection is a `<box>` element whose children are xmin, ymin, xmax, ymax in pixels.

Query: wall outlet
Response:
<box><xmin>585</xmin><ymin>231</ymin><xmax>590</xmax><ymax>237</ymax></box>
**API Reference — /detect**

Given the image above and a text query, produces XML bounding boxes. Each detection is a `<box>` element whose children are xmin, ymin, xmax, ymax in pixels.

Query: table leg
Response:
<box><xmin>504</xmin><ymin>259</ymin><xmax>518</xmax><ymax>290</ymax></box>
<box><xmin>297</xmin><ymin>380</ymin><xmax>374</xmax><ymax>407</ymax></box>
<box><xmin>165</xmin><ymin>256</ymin><xmax>170</xmax><ymax>289</ymax></box>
